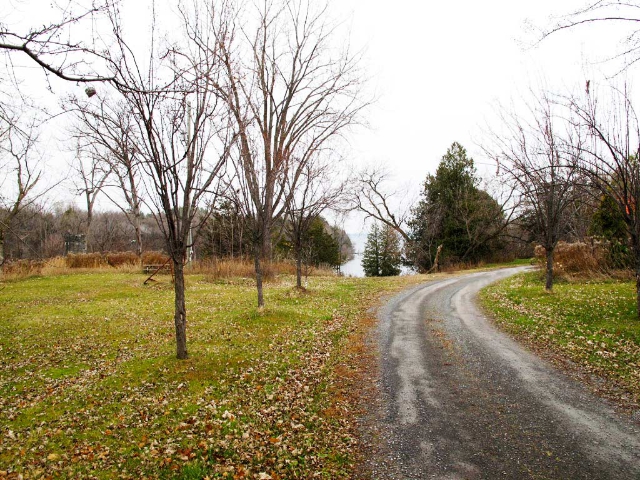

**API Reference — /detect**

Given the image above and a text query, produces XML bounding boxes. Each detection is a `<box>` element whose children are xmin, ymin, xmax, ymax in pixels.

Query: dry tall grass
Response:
<box><xmin>189</xmin><ymin>258</ymin><xmax>334</xmax><ymax>282</ymax></box>
<box><xmin>141</xmin><ymin>251</ymin><xmax>170</xmax><ymax>265</ymax></box>
<box><xmin>535</xmin><ymin>240</ymin><xmax>632</xmax><ymax>280</ymax></box>
<box><xmin>65</xmin><ymin>251</ymin><xmax>142</xmax><ymax>269</ymax></box>
<box><xmin>1</xmin><ymin>252</ymin><xmax>336</xmax><ymax>282</ymax></box>
<box><xmin>1</xmin><ymin>259</ymin><xmax>45</xmax><ymax>279</ymax></box>
<box><xmin>1</xmin><ymin>252</ymin><xmax>144</xmax><ymax>281</ymax></box>
<box><xmin>534</xmin><ymin>242</ymin><xmax>603</xmax><ymax>273</ymax></box>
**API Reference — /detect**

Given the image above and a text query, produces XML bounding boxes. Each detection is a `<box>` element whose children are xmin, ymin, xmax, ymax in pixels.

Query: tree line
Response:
<box><xmin>0</xmin><ymin>201</ymin><xmax>352</xmax><ymax>269</ymax></box>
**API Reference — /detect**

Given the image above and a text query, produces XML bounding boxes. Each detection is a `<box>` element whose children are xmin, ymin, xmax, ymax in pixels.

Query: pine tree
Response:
<box><xmin>409</xmin><ymin>142</ymin><xmax>504</xmax><ymax>270</ymax></box>
<box><xmin>362</xmin><ymin>223</ymin><xmax>402</xmax><ymax>277</ymax></box>
<box><xmin>380</xmin><ymin>225</ymin><xmax>402</xmax><ymax>276</ymax></box>
<box><xmin>362</xmin><ymin>223</ymin><xmax>381</xmax><ymax>277</ymax></box>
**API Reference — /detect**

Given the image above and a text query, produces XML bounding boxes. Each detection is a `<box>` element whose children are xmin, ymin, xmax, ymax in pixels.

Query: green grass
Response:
<box><xmin>0</xmin><ymin>271</ymin><xmax>425</xmax><ymax>479</ymax></box>
<box><xmin>480</xmin><ymin>271</ymin><xmax>640</xmax><ymax>404</ymax></box>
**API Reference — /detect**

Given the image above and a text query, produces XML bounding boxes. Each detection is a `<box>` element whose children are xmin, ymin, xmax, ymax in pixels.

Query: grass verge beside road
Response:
<box><xmin>0</xmin><ymin>272</ymin><xmax>425</xmax><ymax>479</ymax></box>
<box><xmin>480</xmin><ymin>271</ymin><xmax>640</xmax><ymax>408</ymax></box>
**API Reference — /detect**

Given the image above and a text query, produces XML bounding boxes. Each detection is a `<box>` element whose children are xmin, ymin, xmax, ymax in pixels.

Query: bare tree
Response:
<box><xmin>197</xmin><ymin>0</ymin><xmax>366</xmax><ymax>308</ymax></box>
<box><xmin>349</xmin><ymin>166</ymin><xmax>414</xmax><ymax>243</ymax></box>
<box><xmin>0</xmin><ymin>115</ymin><xmax>43</xmax><ymax>266</ymax></box>
<box><xmin>330</xmin><ymin>213</ymin><xmax>353</xmax><ymax>273</ymax></box>
<box><xmin>284</xmin><ymin>154</ymin><xmax>347</xmax><ymax>288</ymax></box>
<box><xmin>72</xmin><ymin>145</ymin><xmax>111</xmax><ymax>249</ymax></box>
<box><xmin>67</xmin><ymin>3</ymin><xmax>234</xmax><ymax>359</ymax></box>
<box><xmin>68</xmin><ymin>97</ymin><xmax>144</xmax><ymax>255</ymax></box>
<box><xmin>2</xmin><ymin>1</ymin><xmax>235</xmax><ymax>359</ymax></box>
<box><xmin>486</xmin><ymin>93</ymin><xmax>582</xmax><ymax>291</ymax></box>
<box><xmin>0</xmin><ymin>1</ymin><xmax>116</xmax><ymax>84</ymax></box>
<box><xmin>570</xmin><ymin>82</ymin><xmax>640</xmax><ymax>316</ymax></box>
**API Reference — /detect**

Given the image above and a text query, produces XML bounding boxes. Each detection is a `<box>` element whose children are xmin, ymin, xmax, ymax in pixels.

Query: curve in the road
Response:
<box><xmin>374</xmin><ymin>267</ymin><xmax>640</xmax><ymax>480</ymax></box>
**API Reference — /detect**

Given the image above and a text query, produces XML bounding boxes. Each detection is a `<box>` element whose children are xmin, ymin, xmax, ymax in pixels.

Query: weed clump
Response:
<box><xmin>189</xmin><ymin>257</ymin><xmax>334</xmax><ymax>282</ymax></box>
<box><xmin>1</xmin><ymin>259</ymin><xmax>45</xmax><ymax>278</ymax></box>
<box><xmin>535</xmin><ymin>240</ymin><xmax>633</xmax><ymax>280</ymax></box>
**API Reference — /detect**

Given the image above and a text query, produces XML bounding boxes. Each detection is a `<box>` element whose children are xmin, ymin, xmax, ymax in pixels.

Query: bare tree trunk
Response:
<box><xmin>634</xmin><ymin>240</ymin><xmax>640</xmax><ymax>319</ymax></box>
<box><xmin>0</xmin><ymin>233</ymin><xmax>5</xmax><ymax>267</ymax></box>
<box><xmin>427</xmin><ymin>244</ymin><xmax>443</xmax><ymax>274</ymax></box>
<box><xmin>545</xmin><ymin>246</ymin><xmax>554</xmax><ymax>292</ymax></box>
<box><xmin>262</xmin><ymin>225</ymin><xmax>272</xmax><ymax>262</ymax></box>
<box><xmin>173</xmin><ymin>260</ymin><xmax>188</xmax><ymax>359</ymax></box>
<box><xmin>134</xmin><ymin>216</ymin><xmax>142</xmax><ymax>257</ymax></box>
<box><xmin>254</xmin><ymin>244</ymin><xmax>264</xmax><ymax>308</ymax></box>
<box><xmin>295</xmin><ymin>247</ymin><xmax>302</xmax><ymax>288</ymax></box>
<box><xmin>85</xmin><ymin>193</ymin><xmax>94</xmax><ymax>252</ymax></box>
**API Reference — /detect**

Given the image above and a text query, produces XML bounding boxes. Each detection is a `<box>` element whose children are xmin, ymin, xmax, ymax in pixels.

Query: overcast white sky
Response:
<box><xmin>331</xmin><ymin>0</ymin><xmax>632</xmax><ymax>237</ymax></box>
<box><xmin>4</xmin><ymin>0</ymin><xmax>636</xmax><ymax>242</ymax></box>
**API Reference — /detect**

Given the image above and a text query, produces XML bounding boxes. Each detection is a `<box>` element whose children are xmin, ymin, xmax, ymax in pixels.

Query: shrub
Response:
<box><xmin>106</xmin><ymin>251</ymin><xmax>140</xmax><ymax>267</ymax></box>
<box><xmin>534</xmin><ymin>239</ymin><xmax>630</xmax><ymax>277</ymax></box>
<box><xmin>1</xmin><ymin>259</ymin><xmax>45</xmax><ymax>279</ymax></box>
<box><xmin>65</xmin><ymin>253</ymin><xmax>106</xmax><ymax>269</ymax></box>
<box><xmin>141</xmin><ymin>251</ymin><xmax>170</xmax><ymax>266</ymax></box>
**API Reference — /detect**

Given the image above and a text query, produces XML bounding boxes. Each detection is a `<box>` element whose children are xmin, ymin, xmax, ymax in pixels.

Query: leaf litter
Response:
<box><xmin>0</xmin><ymin>272</ymin><xmax>426</xmax><ymax>479</ymax></box>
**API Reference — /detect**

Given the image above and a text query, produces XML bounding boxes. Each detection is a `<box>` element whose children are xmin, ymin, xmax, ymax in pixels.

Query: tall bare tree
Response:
<box><xmin>196</xmin><ymin>0</ymin><xmax>366</xmax><ymax>307</ymax></box>
<box><xmin>99</xmin><ymin>4</ymin><xmax>235</xmax><ymax>358</ymax></box>
<box><xmin>486</xmin><ymin>93</ymin><xmax>582</xmax><ymax>291</ymax></box>
<box><xmin>72</xmin><ymin>145</ymin><xmax>111</xmax><ymax>248</ymax></box>
<box><xmin>350</xmin><ymin>166</ymin><xmax>414</xmax><ymax>244</ymax></box>
<box><xmin>570</xmin><ymin>82</ymin><xmax>640</xmax><ymax>316</ymax></box>
<box><xmin>1</xmin><ymin>1</ymin><xmax>235</xmax><ymax>358</ymax></box>
<box><xmin>0</xmin><ymin>115</ymin><xmax>43</xmax><ymax>266</ymax></box>
<box><xmin>68</xmin><ymin>97</ymin><xmax>144</xmax><ymax>255</ymax></box>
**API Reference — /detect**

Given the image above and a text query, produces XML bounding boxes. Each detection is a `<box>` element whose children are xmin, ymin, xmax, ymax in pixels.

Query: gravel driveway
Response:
<box><xmin>366</xmin><ymin>267</ymin><xmax>640</xmax><ymax>479</ymax></box>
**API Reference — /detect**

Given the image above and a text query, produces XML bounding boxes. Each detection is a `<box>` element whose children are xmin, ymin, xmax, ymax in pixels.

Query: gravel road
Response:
<box><xmin>368</xmin><ymin>267</ymin><xmax>640</xmax><ymax>479</ymax></box>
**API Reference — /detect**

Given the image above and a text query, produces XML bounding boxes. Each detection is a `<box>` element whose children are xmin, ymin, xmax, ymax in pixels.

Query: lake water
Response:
<box><xmin>339</xmin><ymin>231</ymin><xmax>416</xmax><ymax>278</ymax></box>
<box><xmin>341</xmin><ymin>253</ymin><xmax>365</xmax><ymax>277</ymax></box>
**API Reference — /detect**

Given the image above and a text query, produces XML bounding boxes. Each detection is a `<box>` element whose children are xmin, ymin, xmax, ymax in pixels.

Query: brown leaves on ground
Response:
<box><xmin>0</xmin><ymin>273</ymin><xmax>427</xmax><ymax>479</ymax></box>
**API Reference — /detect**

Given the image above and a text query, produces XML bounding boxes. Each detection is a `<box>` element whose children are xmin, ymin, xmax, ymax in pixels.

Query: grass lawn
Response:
<box><xmin>480</xmin><ymin>271</ymin><xmax>640</xmax><ymax>406</ymax></box>
<box><xmin>0</xmin><ymin>272</ymin><xmax>426</xmax><ymax>479</ymax></box>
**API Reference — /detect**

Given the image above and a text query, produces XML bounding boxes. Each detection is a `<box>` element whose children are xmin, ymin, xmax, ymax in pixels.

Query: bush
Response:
<box><xmin>534</xmin><ymin>239</ymin><xmax>632</xmax><ymax>277</ymax></box>
<box><xmin>141</xmin><ymin>251</ymin><xmax>170</xmax><ymax>265</ymax></box>
<box><xmin>106</xmin><ymin>252</ymin><xmax>140</xmax><ymax>267</ymax></box>
<box><xmin>65</xmin><ymin>253</ymin><xmax>106</xmax><ymax>269</ymax></box>
<box><xmin>1</xmin><ymin>259</ymin><xmax>45</xmax><ymax>278</ymax></box>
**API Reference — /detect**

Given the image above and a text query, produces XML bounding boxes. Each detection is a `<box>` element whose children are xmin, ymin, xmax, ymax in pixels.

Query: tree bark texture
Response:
<box><xmin>0</xmin><ymin>234</ymin><xmax>5</xmax><ymax>267</ymax></box>
<box><xmin>173</xmin><ymin>260</ymin><xmax>188</xmax><ymax>359</ymax></box>
<box><xmin>254</xmin><ymin>246</ymin><xmax>265</xmax><ymax>308</ymax></box>
<box><xmin>134</xmin><ymin>219</ymin><xmax>143</xmax><ymax>257</ymax></box>
<box><xmin>296</xmin><ymin>254</ymin><xmax>303</xmax><ymax>288</ymax></box>
<box><xmin>545</xmin><ymin>247</ymin><xmax>554</xmax><ymax>292</ymax></box>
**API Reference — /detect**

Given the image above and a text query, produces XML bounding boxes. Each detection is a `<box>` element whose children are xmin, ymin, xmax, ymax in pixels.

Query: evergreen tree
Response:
<box><xmin>380</xmin><ymin>225</ymin><xmax>402</xmax><ymax>276</ymax></box>
<box><xmin>362</xmin><ymin>223</ymin><xmax>402</xmax><ymax>276</ymax></box>
<box><xmin>305</xmin><ymin>217</ymin><xmax>341</xmax><ymax>267</ymax></box>
<box><xmin>590</xmin><ymin>194</ymin><xmax>628</xmax><ymax>241</ymax></box>
<box><xmin>409</xmin><ymin>142</ymin><xmax>504</xmax><ymax>270</ymax></box>
<box><xmin>362</xmin><ymin>223</ymin><xmax>381</xmax><ymax>276</ymax></box>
